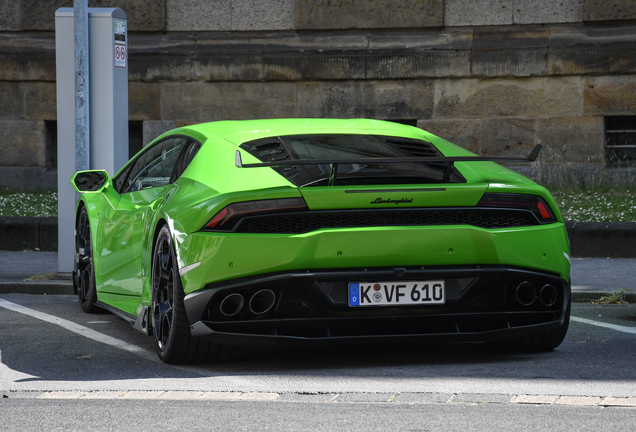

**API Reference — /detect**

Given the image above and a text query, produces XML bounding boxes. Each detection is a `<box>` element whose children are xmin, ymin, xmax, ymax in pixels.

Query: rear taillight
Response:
<box><xmin>477</xmin><ymin>193</ymin><xmax>556</xmax><ymax>223</ymax></box>
<box><xmin>202</xmin><ymin>198</ymin><xmax>308</xmax><ymax>231</ymax></box>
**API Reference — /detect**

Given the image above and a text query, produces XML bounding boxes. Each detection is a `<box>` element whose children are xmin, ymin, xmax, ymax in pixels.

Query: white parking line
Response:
<box><xmin>0</xmin><ymin>298</ymin><xmax>154</xmax><ymax>359</ymax></box>
<box><xmin>571</xmin><ymin>316</ymin><xmax>636</xmax><ymax>335</ymax></box>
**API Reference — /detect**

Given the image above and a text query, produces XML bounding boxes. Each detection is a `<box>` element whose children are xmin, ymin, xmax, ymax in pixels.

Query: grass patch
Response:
<box><xmin>590</xmin><ymin>288</ymin><xmax>631</xmax><ymax>304</ymax></box>
<box><xmin>551</xmin><ymin>188</ymin><xmax>636</xmax><ymax>222</ymax></box>
<box><xmin>0</xmin><ymin>188</ymin><xmax>57</xmax><ymax>217</ymax></box>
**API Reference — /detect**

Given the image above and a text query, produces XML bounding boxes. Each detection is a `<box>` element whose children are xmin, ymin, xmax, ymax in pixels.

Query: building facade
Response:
<box><xmin>1</xmin><ymin>0</ymin><xmax>635</xmax><ymax>189</ymax></box>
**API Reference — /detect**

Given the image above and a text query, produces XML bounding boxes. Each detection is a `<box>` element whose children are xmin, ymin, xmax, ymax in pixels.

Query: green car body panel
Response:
<box><xmin>71</xmin><ymin>118</ymin><xmax>570</xmax><ymax>360</ymax></box>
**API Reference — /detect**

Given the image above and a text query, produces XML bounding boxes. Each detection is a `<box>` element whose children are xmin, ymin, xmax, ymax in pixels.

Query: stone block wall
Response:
<box><xmin>1</xmin><ymin>0</ymin><xmax>636</xmax><ymax>189</ymax></box>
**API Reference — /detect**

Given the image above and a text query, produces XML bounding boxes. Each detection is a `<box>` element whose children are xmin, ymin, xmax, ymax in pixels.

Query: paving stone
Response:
<box><xmin>584</xmin><ymin>75</ymin><xmax>636</xmax><ymax>116</ymax></box>
<box><xmin>434</xmin><ymin>77</ymin><xmax>583</xmax><ymax>119</ymax></box>
<box><xmin>601</xmin><ymin>397</ymin><xmax>636</xmax><ymax>407</ymax></box>
<box><xmin>23</xmin><ymin>82</ymin><xmax>56</xmax><ymax>120</ymax></box>
<box><xmin>511</xmin><ymin>395</ymin><xmax>558</xmax><ymax>404</ymax></box>
<box><xmin>160</xmin><ymin>82</ymin><xmax>297</xmax><ymax>122</ymax></box>
<box><xmin>472</xmin><ymin>50</ymin><xmax>548</xmax><ymax>77</ymax></box>
<box><xmin>160</xmin><ymin>391</ymin><xmax>205</xmax><ymax>400</ymax></box>
<box><xmin>277</xmin><ymin>393</ymin><xmax>338</xmax><ymax>403</ymax></box>
<box><xmin>128</xmin><ymin>82</ymin><xmax>160</xmax><ymax>121</ymax></box>
<box><xmin>514</xmin><ymin>0</ymin><xmax>583</xmax><ymax>24</ymax></box>
<box><xmin>119</xmin><ymin>391</ymin><xmax>166</xmax><ymax>399</ymax></box>
<box><xmin>0</xmin><ymin>167</ymin><xmax>56</xmax><ymax>191</ymax></box>
<box><xmin>22</xmin><ymin>0</ymin><xmax>165</xmax><ymax>32</ymax></box>
<box><xmin>237</xmin><ymin>392</ymin><xmax>280</xmax><ymax>401</ymax></box>
<box><xmin>198</xmin><ymin>392</ymin><xmax>242</xmax><ymax>400</ymax></box>
<box><xmin>471</xmin><ymin>27</ymin><xmax>549</xmax><ymax>77</ymax></box>
<box><xmin>368</xmin><ymin>30</ymin><xmax>473</xmax><ymax>52</ymax></box>
<box><xmin>451</xmin><ymin>393</ymin><xmax>514</xmax><ymax>404</ymax></box>
<box><xmin>548</xmin><ymin>24</ymin><xmax>636</xmax><ymax>75</ymax></box>
<box><xmin>265</xmin><ymin>53</ymin><xmax>366</xmax><ymax>81</ymax></box>
<box><xmin>194</xmin><ymin>34</ymin><xmax>266</xmax><ymax>81</ymax></box>
<box><xmin>20</xmin><ymin>0</ymin><xmax>71</xmax><ymax>31</ymax></box>
<box><xmin>296</xmin><ymin>0</ymin><xmax>443</xmax><ymax>30</ymax></box>
<box><xmin>143</xmin><ymin>121</ymin><xmax>176</xmax><ymax>146</ymax></box>
<box><xmin>556</xmin><ymin>396</ymin><xmax>602</xmax><ymax>406</ymax></box>
<box><xmin>367</xmin><ymin>51</ymin><xmax>470</xmax><ymax>79</ymax></box>
<box><xmin>0</xmin><ymin>33</ymin><xmax>56</xmax><ymax>82</ymax></box>
<box><xmin>297</xmin><ymin>80</ymin><xmax>433</xmax><ymax>119</ymax></box>
<box><xmin>334</xmin><ymin>393</ymin><xmax>396</xmax><ymax>403</ymax></box>
<box><xmin>417</xmin><ymin>119</ymin><xmax>481</xmax><ymax>154</ymax></box>
<box><xmin>392</xmin><ymin>393</ymin><xmax>453</xmax><ymax>404</ymax></box>
<box><xmin>445</xmin><ymin>0</ymin><xmax>512</xmax><ymax>26</ymax></box>
<box><xmin>480</xmin><ymin>117</ymin><xmax>537</xmax><ymax>158</ymax></box>
<box><xmin>232</xmin><ymin>0</ymin><xmax>295</xmax><ymax>31</ymax></box>
<box><xmin>81</xmin><ymin>391</ymin><xmax>125</xmax><ymax>399</ymax></box>
<box><xmin>128</xmin><ymin>34</ymin><xmax>197</xmax><ymax>82</ymax></box>
<box><xmin>0</xmin><ymin>81</ymin><xmax>24</xmax><ymax>120</ymax></box>
<box><xmin>0</xmin><ymin>120</ymin><xmax>46</xmax><ymax>166</ymax></box>
<box><xmin>166</xmin><ymin>0</ymin><xmax>230</xmax><ymax>31</ymax></box>
<box><xmin>38</xmin><ymin>391</ymin><xmax>86</xmax><ymax>399</ymax></box>
<box><xmin>92</xmin><ymin>0</ymin><xmax>166</xmax><ymax>32</ymax></box>
<box><xmin>583</xmin><ymin>0</ymin><xmax>636</xmax><ymax>21</ymax></box>
<box><xmin>0</xmin><ymin>0</ymin><xmax>22</xmax><ymax>30</ymax></box>
<box><xmin>536</xmin><ymin>116</ymin><xmax>604</xmax><ymax>165</ymax></box>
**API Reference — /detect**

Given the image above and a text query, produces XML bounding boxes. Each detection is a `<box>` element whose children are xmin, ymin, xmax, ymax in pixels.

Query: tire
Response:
<box><xmin>488</xmin><ymin>298</ymin><xmax>571</xmax><ymax>353</ymax></box>
<box><xmin>76</xmin><ymin>206</ymin><xmax>99</xmax><ymax>313</ymax></box>
<box><xmin>151</xmin><ymin>225</ymin><xmax>229</xmax><ymax>364</ymax></box>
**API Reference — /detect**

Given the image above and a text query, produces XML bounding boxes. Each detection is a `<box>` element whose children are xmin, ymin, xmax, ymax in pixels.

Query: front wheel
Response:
<box><xmin>151</xmin><ymin>225</ymin><xmax>228</xmax><ymax>364</ymax></box>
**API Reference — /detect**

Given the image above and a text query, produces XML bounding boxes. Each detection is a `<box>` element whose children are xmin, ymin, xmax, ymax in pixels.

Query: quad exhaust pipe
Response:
<box><xmin>515</xmin><ymin>282</ymin><xmax>558</xmax><ymax>307</ymax></box>
<box><xmin>539</xmin><ymin>284</ymin><xmax>558</xmax><ymax>307</ymax></box>
<box><xmin>249</xmin><ymin>289</ymin><xmax>276</xmax><ymax>315</ymax></box>
<box><xmin>219</xmin><ymin>289</ymin><xmax>277</xmax><ymax>317</ymax></box>
<box><xmin>516</xmin><ymin>282</ymin><xmax>536</xmax><ymax>306</ymax></box>
<box><xmin>220</xmin><ymin>293</ymin><xmax>244</xmax><ymax>317</ymax></box>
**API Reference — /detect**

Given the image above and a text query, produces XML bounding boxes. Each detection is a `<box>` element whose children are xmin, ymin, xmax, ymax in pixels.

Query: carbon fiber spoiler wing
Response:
<box><xmin>235</xmin><ymin>144</ymin><xmax>541</xmax><ymax>185</ymax></box>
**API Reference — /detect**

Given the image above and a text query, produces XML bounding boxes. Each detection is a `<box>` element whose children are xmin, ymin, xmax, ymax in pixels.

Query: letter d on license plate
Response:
<box><xmin>349</xmin><ymin>281</ymin><xmax>445</xmax><ymax>307</ymax></box>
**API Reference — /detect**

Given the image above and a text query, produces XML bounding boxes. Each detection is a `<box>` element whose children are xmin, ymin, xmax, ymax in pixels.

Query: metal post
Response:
<box><xmin>74</xmin><ymin>0</ymin><xmax>89</xmax><ymax>172</ymax></box>
<box><xmin>56</xmin><ymin>7</ymin><xmax>128</xmax><ymax>274</ymax></box>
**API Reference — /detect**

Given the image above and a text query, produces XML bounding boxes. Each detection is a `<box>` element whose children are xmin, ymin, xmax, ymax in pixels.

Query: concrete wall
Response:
<box><xmin>1</xmin><ymin>0</ymin><xmax>636</xmax><ymax>188</ymax></box>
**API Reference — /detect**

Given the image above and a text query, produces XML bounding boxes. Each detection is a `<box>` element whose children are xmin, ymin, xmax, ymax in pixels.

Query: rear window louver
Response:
<box><xmin>382</xmin><ymin>139</ymin><xmax>442</xmax><ymax>158</ymax></box>
<box><xmin>242</xmin><ymin>140</ymin><xmax>289</xmax><ymax>162</ymax></box>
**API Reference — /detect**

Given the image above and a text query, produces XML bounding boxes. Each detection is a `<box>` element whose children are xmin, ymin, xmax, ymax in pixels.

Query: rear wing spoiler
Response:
<box><xmin>235</xmin><ymin>144</ymin><xmax>541</xmax><ymax>185</ymax></box>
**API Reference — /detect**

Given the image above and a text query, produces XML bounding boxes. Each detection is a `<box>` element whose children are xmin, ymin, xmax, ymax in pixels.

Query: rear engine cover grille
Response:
<box><xmin>232</xmin><ymin>208</ymin><xmax>540</xmax><ymax>234</ymax></box>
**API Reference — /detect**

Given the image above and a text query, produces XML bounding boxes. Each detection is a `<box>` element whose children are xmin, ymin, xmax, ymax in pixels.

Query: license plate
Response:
<box><xmin>348</xmin><ymin>281</ymin><xmax>445</xmax><ymax>307</ymax></box>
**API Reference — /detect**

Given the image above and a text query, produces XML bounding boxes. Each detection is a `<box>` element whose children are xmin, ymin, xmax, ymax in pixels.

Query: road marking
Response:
<box><xmin>13</xmin><ymin>391</ymin><xmax>634</xmax><ymax>407</ymax></box>
<box><xmin>0</xmin><ymin>298</ymin><xmax>152</xmax><ymax>358</ymax></box>
<box><xmin>571</xmin><ymin>316</ymin><xmax>636</xmax><ymax>334</ymax></box>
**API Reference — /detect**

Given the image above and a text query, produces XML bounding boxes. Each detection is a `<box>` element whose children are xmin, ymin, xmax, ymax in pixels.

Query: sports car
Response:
<box><xmin>70</xmin><ymin>118</ymin><xmax>571</xmax><ymax>364</ymax></box>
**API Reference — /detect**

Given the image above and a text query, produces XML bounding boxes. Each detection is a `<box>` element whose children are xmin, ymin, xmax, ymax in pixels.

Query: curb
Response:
<box><xmin>0</xmin><ymin>217</ymin><xmax>57</xmax><ymax>252</ymax></box>
<box><xmin>0</xmin><ymin>281</ymin><xmax>73</xmax><ymax>295</ymax></box>
<box><xmin>571</xmin><ymin>290</ymin><xmax>636</xmax><ymax>304</ymax></box>
<box><xmin>565</xmin><ymin>221</ymin><xmax>636</xmax><ymax>258</ymax></box>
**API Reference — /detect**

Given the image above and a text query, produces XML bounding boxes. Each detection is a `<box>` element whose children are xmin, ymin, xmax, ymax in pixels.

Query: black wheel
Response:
<box><xmin>488</xmin><ymin>298</ymin><xmax>571</xmax><ymax>352</ymax></box>
<box><xmin>151</xmin><ymin>225</ymin><xmax>229</xmax><ymax>364</ymax></box>
<box><xmin>76</xmin><ymin>206</ymin><xmax>99</xmax><ymax>313</ymax></box>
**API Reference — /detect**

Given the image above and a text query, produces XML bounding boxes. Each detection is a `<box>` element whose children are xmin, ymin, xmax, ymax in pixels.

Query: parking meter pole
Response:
<box><xmin>74</xmin><ymin>0</ymin><xmax>90</xmax><ymax>173</ymax></box>
<box><xmin>55</xmin><ymin>7</ymin><xmax>128</xmax><ymax>274</ymax></box>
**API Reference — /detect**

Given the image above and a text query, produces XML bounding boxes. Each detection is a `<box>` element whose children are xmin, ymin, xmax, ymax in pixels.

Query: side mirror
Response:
<box><xmin>70</xmin><ymin>170</ymin><xmax>111</xmax><ymax>193</ymax></box>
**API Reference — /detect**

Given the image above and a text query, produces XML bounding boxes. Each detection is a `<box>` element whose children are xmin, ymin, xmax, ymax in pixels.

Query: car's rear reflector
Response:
<box><xmin>477</xmin><ymin>193</ymin><xmax>556</xmax><ymax>223</ymax></box>
<box><xmin>202</xmin><ymin>198</ymin><xmax>308</xmax><ymax>231</ymax></box>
